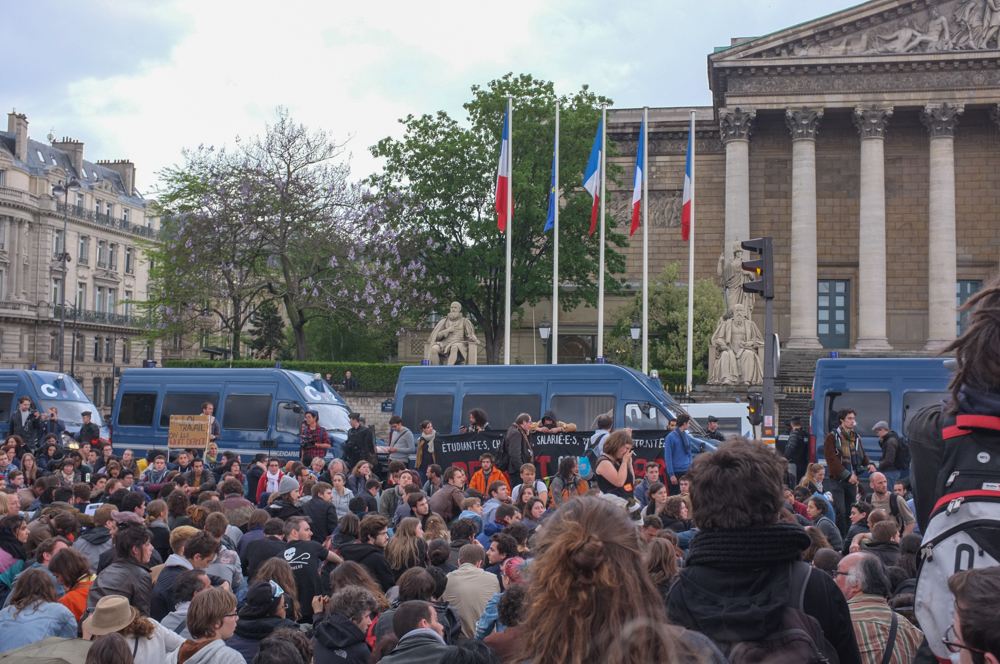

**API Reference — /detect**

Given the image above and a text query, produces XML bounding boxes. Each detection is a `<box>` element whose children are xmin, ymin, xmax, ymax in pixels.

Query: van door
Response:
<box><xmin>0</xmin><ymin>376</ymin><xmax>18</xmax><ymax>437</ymax></box>
<box><xmin>399</xmin><ymin>382</ymin><xmax>458</xmax><ymax>434</ymax></box>
<box><xmin>219</xmin><ymin>382</ymin><xmax>279</xmax><ymax>455</ymax></box>
<box><xmin>547</xmin><ymin>380</ymin><xmax>620</xmax><ymax>430</ymax></box>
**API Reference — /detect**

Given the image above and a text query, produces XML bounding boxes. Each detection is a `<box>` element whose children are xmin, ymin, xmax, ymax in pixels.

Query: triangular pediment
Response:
<box><xmin>711</xmin><ymin>0</ymin><xmax>1000</xmax><ymax>61</ymax></box>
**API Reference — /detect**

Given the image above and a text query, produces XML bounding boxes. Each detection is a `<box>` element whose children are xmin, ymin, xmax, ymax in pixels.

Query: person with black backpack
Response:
<box><xmin>666</xmin><ymin>438</ymin><xmax>861</xmax><ymax>664</ymax></box>
<box><xmin>906</xmin><ymin>276</ymin><xmax>1000</xmax><ymax>663</ymax></box>
<box><xmin>872</xmin><ymin>421</ymin><xmax>910</xmax><ymax>489</ymax></box>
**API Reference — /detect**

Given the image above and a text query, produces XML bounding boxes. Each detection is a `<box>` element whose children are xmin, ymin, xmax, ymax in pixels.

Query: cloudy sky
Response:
<box><xmin>5</xmin><ymin>0</ymin><xmax>862</xmax><ymax>197</ymax></box>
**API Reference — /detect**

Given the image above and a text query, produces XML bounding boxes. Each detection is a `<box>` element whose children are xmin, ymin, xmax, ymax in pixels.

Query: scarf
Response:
<box><xmin>836</xmin><ymin>426</ymin><xmax>862</xmax><ymax>471</ymax></box>
<box><xmin>420</xmin><ymin>432</ymin><xmax>436</xmax><ymax>453</ymax></box>
<box><xmin>0</xmin><ymin>527</ymin><xmax>27</xmax><ymax>561</ymax></box>
<box><xmin>685</xmin><ymin>522</ymin><xmax>812</xmax><ymax>570</ymax></box>
<box><xmin>265</xmin><ymin>470</ymin><xmax>281</xmax><ymax>493</ymax></box>
<box><xmin>145</xmin><ymin>467</ymin><xmax>168</xmax><ymax>484</ymax></box>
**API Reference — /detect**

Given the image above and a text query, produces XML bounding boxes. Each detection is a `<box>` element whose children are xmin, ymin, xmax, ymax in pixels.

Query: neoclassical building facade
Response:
<box><xmin>0</xmin><ymin>109</ymin><xmax>161</xmax><ymax>413</ymax></box>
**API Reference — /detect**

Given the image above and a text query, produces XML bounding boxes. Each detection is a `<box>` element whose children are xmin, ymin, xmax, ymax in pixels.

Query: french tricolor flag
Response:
<box><xmin>495</xmin><ymin>107</ymin><xmax>511</xmax><ymax>231</ymax></box>
<box><xmin>630</xmin><ymin>115</ymin><xmax>645</xmax><ymax>237</ymax></box>
<box><xmin>681</xmin><ymin>114</ymin><xmax>694</xmax><ymax>242</ymax></box>
<box><xmin>582</xmin><ymin>119</ymin><xmax>603</xmax><ymax>235</ymax></box>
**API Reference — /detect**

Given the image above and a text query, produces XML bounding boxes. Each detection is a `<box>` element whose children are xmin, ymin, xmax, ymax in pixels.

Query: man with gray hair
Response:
<box><xmin>834</xmin><ymin>553</ymin><xmax>923</xmax><ymax>664</ymax></box>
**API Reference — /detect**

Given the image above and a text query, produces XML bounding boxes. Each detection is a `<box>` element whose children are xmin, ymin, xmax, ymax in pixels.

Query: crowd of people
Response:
<box><xmin>2</xmin><ymin>283</ymin><xmax>1000</xmax><ymax>664</ymax></box>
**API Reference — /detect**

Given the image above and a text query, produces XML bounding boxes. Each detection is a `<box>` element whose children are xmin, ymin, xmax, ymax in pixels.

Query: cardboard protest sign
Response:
<box><xmin>168</xmin><ymin>414</ymin><xmax>210</xmax><ymax>451</ymax></box>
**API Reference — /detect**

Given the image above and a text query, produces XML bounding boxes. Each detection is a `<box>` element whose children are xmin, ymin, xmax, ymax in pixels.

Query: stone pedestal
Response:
<box><xmin>785</xmin><ymin>108</ymin><xmax>823</xmax><ymax>349</ymax></box>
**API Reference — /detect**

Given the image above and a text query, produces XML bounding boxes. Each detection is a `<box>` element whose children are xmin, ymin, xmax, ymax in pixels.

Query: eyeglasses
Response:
<box><xmin>225</xmin><ymin>613</ymin><xmax>238</xmax><ymax>619</ymax></box>
<box><xmin>828</xmin><ymin>570</ymin><xmax>849</xmax><ymax>578</ymax></box>
<box><xmin>268</xmin><ymin>580</ymin><xmax>284</xmax><ymax>599</ymax></box>
<box><xmin>943</xmin><ymin>624</ymin><xmax>987</xmax><ymax>655</ymax></box>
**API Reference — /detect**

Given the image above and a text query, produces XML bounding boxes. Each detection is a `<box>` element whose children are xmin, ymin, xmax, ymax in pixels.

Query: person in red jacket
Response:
<box><xmin>255</xmin><ymin>457</ymin><xmax>286</xmax><ymax>504</ymax></box>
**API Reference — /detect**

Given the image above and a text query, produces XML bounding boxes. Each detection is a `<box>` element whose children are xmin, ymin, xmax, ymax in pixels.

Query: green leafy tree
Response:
<box><xmin>247</xmin><ymin>301</ymin><xmax>287</xmax><ymax>359</ymax></box>
<box><xmin>607</xmin><ymin>262</ymin><xmax>725</xmax><ymax>376</ymax></box>
<box><xmin>370</xmin><ymin>73</ymin><xmax>627</xmax><ymax>364</ymax></box>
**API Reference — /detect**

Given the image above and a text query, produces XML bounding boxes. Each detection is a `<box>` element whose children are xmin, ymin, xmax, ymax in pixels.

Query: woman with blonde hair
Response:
<box><xmin>519</xmin><ymin>496</ymin><xmax>719</xmax><ymax>664</ymax></box>
<box><xmin>422</xmin><ymin>514</ymin><xmax>449</xmax><ymax>543</ymax></box>
<box><xmin>594</xmin><ymin>430</ymin><xmax>640</xmax><ymax>518</ymax></box>
<box><xmin>84</xmin><ymin>594</ymin><xmax>184</xmax><ymax>664</ymax></box>
<box><xmin>0</xmin><ymin>493</ymin><xmax>19</xmax><ymax>519</ymax></box>
<box><xmin>799</xmin><ymin>463</ymin><xmax>826</xmax><ymax>494</ymax></box>
<box><xmin>384</xmin><ymin>517</ymin><xmax>427</xmax><ymax>582</ymax></box>
<box><xmin>251</xmin><ymin>557</ymin><xmax>300</xmax><ymax>621</ymax></box>
<box><xmin>167</xmin><ymin>587</ymin><xmax>243</xmax><ymax>664</ymax></box>
<box><xmin>18</xmin><ymin>452</ymin><xmax>38</xmax><ymax>484</ymax></box>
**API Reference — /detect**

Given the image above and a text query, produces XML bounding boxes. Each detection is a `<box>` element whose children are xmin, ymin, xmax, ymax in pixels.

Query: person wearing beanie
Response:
<box><xmin>224</xmin><ymin>580</ymin><xmax>297</xmax><ymax>663</ymax></box>
<box><xmin>264</xmin><ymin>476</ymin><xmax>304</xmax><ymax>521</ymax></box>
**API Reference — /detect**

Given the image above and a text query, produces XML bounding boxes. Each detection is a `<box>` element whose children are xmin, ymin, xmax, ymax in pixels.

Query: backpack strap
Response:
<box><xmin>943</xmin><ymin>414</ymin><xmax>1000</xmax><ymax>439</ymax></box>
<box><xmin>879</xmin><ymin>612</ymin><xmax>898</xmax><ymax>664</ymax></box>
<box><xmin>787</xmin><ymin>561</ymin><xmax>812</xmax><ymax>611</ymax></box>
<box><xmin>888</xmin><ymin>493</ymin><xmax>899</xmax><ymax>518</ymax></box>
<box><xmin>172</xmin><ymin>619</ymin><xmax>187</xmax><ymax>635</ymax></box>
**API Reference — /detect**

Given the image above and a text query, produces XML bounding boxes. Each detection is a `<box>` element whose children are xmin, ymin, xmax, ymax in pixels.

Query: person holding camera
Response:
<box><xmin>8</xmin><ymin>397</ymin><xmax>41</xmax><ymax>448</ymax></box>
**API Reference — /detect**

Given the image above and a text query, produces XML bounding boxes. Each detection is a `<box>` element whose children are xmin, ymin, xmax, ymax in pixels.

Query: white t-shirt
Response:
<box><xmin>512</xmin><ymin>480</ymin><xmax>547</xmax><ymax>502</ymax></box>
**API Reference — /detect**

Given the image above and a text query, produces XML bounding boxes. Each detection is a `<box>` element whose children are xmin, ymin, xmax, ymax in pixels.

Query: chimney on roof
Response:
<box><xmin>52</xmin><ymin>137</ymin><xmax>85</xmax><ymax>176</ymax></box>
<box><xmin>97</xmin><ymin>159</ymin><xmax>136</xmax><ymax>195</ymax></box>
<box><xmin>7</xmin><ymin>110</ymin><xmax>28</xmax><ymax>163</ymax></box>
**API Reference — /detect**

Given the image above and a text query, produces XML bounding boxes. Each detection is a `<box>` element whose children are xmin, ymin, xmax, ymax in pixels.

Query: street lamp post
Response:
<box><xmin>52</xmin><ymin>178</ymin><xmax>81</xmax><ymax>372</ymax></box>
<box><xmin>630</xmin><ymin>316</ymin><xmax>641</xmax><ymax>369</ymax></box>
<box><xmin>538</xmin><ymin>315</ymin><xmax>551</xmax><ymax>364</ymax></box>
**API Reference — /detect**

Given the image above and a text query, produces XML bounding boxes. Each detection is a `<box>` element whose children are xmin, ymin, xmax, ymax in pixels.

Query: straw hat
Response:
<box><xmin>83</xmin><ymin>595</ymin><xmax>137</xmax><ymax>635</ymax></box>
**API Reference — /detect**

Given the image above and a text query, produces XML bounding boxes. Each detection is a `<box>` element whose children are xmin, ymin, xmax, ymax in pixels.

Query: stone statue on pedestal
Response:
<box><xmin>425</xmin><ymin>302</ymin><xmax>480</xmax><ymax>366</ymax></box>
<box><xmin>717</xmin><ymin>240</ymin><xmax>757</xmax><ymax>316</ymax></box>
<box><xmin>709</xmin><ymin>303</ymin><xmax>765</xmax><ymax>385</ymax></box>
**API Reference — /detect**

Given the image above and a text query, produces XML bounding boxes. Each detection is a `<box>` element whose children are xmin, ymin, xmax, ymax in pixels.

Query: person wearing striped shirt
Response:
<box><xmin>834</xmin><ymin>552</ymin><xmax>923</xmax><ymax>664</ymax></box>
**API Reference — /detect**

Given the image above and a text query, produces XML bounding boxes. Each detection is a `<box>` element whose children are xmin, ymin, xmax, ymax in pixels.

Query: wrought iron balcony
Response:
<box><xmin>53</xmin><ymin>304</ymin><xmax>141</xmax><ymax>327</ymax></box>
<box><xmin>57</xmin><ymin>202</ymin><xmax>158</xmax><ymax>239</ymax></box>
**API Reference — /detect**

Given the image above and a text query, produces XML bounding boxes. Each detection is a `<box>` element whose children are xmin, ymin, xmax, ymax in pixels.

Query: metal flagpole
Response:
<box><xmin>642</xmin><ymin>106</ymin><xmax>649</xmax><ymax>375</ymax></box>
<box><xmin>552</xmin><ymin>101</ymin><xmax>560</xmax><ymax>365</ymax></box>
<box><xmin>597</xmin><ymin>103</ymin><xmax>607</xmax><ymax>360</ymax></box>
<box><xmin>686</xmin><ymin>110</ymin><xmax>696</xmax><ymax>392</ymax></box>
<box><xmin>504</xmin><ymin>96</ymin><xmax>513</xmax><ymax>365</ymax></box>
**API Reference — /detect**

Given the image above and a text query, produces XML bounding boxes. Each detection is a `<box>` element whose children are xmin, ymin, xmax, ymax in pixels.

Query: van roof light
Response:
<box><xmin>56</xmin><ymin>374</ymin><xmax>65</xmax><ymax>381</ymax></box>
<box><xmin>313</xmin><ymin>373</ymin><xmax>323</xmax><ymax>382</ymax></box>
<box><xmin>649</xmin><ymin>370</ymin><xmax>658</xmax><ymax>379</ymax></box>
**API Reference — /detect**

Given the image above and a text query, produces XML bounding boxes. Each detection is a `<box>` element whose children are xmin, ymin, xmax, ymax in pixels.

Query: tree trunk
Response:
<box><xmin>230</xmin><ymin>298</ymin><xmax>243</xmax><ymax>360</ymax></box>
<box><xmin>283</xmin><ymin>294</ymin><xmax>309</xmax><ymax>360</ymax></box>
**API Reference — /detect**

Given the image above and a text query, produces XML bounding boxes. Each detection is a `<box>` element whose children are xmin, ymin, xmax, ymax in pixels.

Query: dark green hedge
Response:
<box><xmin>161</xmin><ymin>360</ymin><xmax>405</xmax><ymax>392</ymax></box>
<box><xmin>655</xmin><ymin>370</ymin><xmax>708</xmax><ymax>393</ymax></box>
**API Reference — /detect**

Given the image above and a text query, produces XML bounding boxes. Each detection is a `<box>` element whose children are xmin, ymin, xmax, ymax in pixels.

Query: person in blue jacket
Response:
<box><xmin>663</xmin><ymin>414</ymin><xmax>693</xmax><ymax>496</ymax></box>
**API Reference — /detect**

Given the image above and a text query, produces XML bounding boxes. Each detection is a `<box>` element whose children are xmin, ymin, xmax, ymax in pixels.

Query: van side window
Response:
<box><xmin>461</xmin><ymin>395</ymin><xmax>540</xmax><ymax>432</ymax></box>
<box><xmin>0</xmin><ymin>392</ymin><xmax>13</xmax><ymax>425</ymax></box>
<box><xmin>902</xmin><ymin>391</ymin><xmax>950</xmax><ymax>436</ymax></box>
<box><xmin>159</xmin><ymin>393</ymin><xmax>220</xmax><ymax>427</ymax></box>
<box><xmin>117</xmin><ymin>393</ymin><xmax>157</xmax><ymax>427</ymax></box>
<box><xmin>550</xmin><ymin>395</ymin><xmax>616</xmax><ymax>430</ymax></box>
<box><xmin>823</xmin><ymin>391</ymin><xmax>890</xmax><ymax>435</ymax></box>
<box><xmin>222</xmin><ymin>395</ymin><xmax>272</xmax><ymax>431</ymax></box>
<box><xmin>276</xmin><ymin>402</ymin><xmax>305</xmax><ymax>434</ymax></box>
<box><xmin>625</xmin><ymin>402</ymin><xmax>670</xmax><ymax>430</ymax></box>
<box><xmin>402</xmin><ymin>394</ymin><xmax>454</xmax><ymax>434</ymax></box>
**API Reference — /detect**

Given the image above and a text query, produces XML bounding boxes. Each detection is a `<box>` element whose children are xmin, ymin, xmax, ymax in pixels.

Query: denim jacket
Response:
<box><xmin>0</xmin><ymin>601</ymin><xmax>77</xmax><ymax>653</ymax></box>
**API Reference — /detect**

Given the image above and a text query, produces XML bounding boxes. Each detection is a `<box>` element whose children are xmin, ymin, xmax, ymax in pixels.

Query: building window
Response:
<box><xmin>94</xmin><ymin>199</ymin><xmax>102</xmax><ymax>215</ymax></box>
<box><xmin>104</xmin><ymin>378</ymin><xmax>114</xmax><ymax>406</ymax></box>
<box><xmin>52</xmin><ymin>278</ymin><xmax>62</xmax><ymax>306</ymax></box>
<box><xmin>76</xmin><ymin>283</ymin><xmax>86</xmax><ymax>310</ymax></box>
<box><xmin>105</xmin><ymin>337</ymin><xmax>112</xmax><ymax>363</ymax></box>
<box><xmin>53</xmin><ymin>230</ymin><xmax>63</xmax><ymax>258</ymax></box>
<box><xmin>78</xmin><ymin>236</ymin><xmax>89</xmax><ymax>264</ymax></box>
<box><xmin>94</xmin><ymin>336</ymin><xmax>102</xmax><ymax>362</ymax></box>
<box><xmin>0</xmin><ymin>170</ymin><xmax>5</xmax><ymax>186</ymax></box>
<box><xmin>74</xmin><ymin>333</ymin><xmax>85</xmax><ymax>362</ymax></box>
<box><xmin>0</xmin><ymin>269</ymin><xmax>4</xmax><ymax>299</ymax></box>
<box><xmin>97</xmin><ymin>241</ymin><xmax>107</xmax><ymax>268</ymax></box>
<box><xmin>49</xmin><ymin>332</ymin><xmax>59</xmax><ymax>360</ymax></box>
<box><xmin>93</xmin><ymin>378</ymin><xmax>102</xmax><ymax>407</ymax></box>
<box><xmin>108</xmin><ymin>243</ymin><xmax>118</xmax><ymax>271</ymax></box>
<box><xmin>108</xmin><ymin>289</ymin><xmax>117</xmax><ymax>313</ymax></box>
<box><xmin>146</xmin><ymin>344</ymin><xmax>153</xmax><ymax>361</ymax></box>
<box><xmin>95</xmin><ymin>287</ymin><xmax>105</xmax><ymax>313</ymax></box>
<box><xmin>125</xmin><ymin>247</ymin><xmax>134</xmax><ymax>274</ymax></box>
<box><xmin>105</xmin><ymin>202</ymin><xmax>113</xmax><ymax>217</ymax></box>
<box><xmin>122</xmin><ymin>208</ymin><xmax>130</xmax><ymax>223</ymax></box>
<box><xmin>0</xmin><ymin>218</ymin><xmax>5</xmax><ymax>250</ymax></box>
<box><xmin>958</xmin><ymin>280</ymin><xmax>982</xmax><ymax>336</ymax></box>
<box><xmin>76</xmin><ymin>192</ymin><xmax>84</xmax><ymax>207</ymax></box>
<box><xmin>123</xmin><ymin>290</ymin><xmax>132</xmax><ymax>317</ymax></box>
<box><xmin>122</xmin><ymin>340</ymin><xmax>131</xmax><ymax>363</ymax></box>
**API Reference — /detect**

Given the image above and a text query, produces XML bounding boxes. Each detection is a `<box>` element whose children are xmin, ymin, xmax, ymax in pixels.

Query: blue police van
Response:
<box><xmin>393</xmin><ymin>363</ymin><xmax>717</xmax><ymax>452</ymax></box>
<box><xmin>110</xmin><ymin>368</ymin><xmax>352</xmax><ymax>460</ymax></box>
<box><xmin>0</xmin><ymin>370</ymin><xmax>107</xmax><ymax>442</ymax></box>
<box><xmin>809</xmin><ymin>357</ymin><xmax>952</xmax><ymax>467</ymax></box>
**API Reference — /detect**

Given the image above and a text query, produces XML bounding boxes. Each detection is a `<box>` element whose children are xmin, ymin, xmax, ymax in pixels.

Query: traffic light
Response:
<box><xmin>747</xmin><ymin>393</ymin><xmax>763</xmax><ymax>426</ymax></box>
<box><xmin>742</xmin><ymin>237</ymin><xmax>774</xmax><ymax>299</ymax></box>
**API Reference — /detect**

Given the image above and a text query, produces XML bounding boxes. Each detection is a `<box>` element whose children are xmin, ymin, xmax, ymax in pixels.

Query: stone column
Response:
<box><xmin>921</xmin><ymin>103</ymin><xmax>963</xmax><ymax>351</ymax></box>
<box><xmin>785</xmin><ymin>108</ymin><xmax>824</xmax><ymax>349</ymax></box>
<box><xmin>719</xmin><ymin>107</ymin><xmax>755</xmax><ymax>249</ymax></box>
<box><xmin>853</xmin><ymin>106</ymin><xmax>893</xmax><ymax>350</ymax></box>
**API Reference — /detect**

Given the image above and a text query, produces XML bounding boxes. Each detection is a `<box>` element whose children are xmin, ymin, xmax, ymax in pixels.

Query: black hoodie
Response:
<box><xmin>226</xmin><ymin>615</ymin><xmax>298</xmax><ymax>663</ymax></box>
<box><xmin>338</xmin><ymin>542</ymin><xmax>395</xmax><ymax>592</ymax></box>
<box><xmin>313</xmin><ymin>613</ymin><xmax>371</xmax><ymax>664</ymax></box>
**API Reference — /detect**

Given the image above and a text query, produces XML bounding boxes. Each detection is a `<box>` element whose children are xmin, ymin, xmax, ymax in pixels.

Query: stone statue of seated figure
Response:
<box><xmin>425</xmin><ymin>301</ymin><xmax>480</xmax><ymax>366</ymax></box>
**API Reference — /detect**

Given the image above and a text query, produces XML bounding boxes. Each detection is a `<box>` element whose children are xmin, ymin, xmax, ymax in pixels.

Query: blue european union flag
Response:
<box><xmin>544</xmin><ymin>149</ymin><xmax>556</xmax><ymax>231</ymax></box>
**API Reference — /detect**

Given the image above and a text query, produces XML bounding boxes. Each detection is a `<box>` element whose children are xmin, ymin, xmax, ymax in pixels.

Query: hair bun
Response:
<box><xmin>568</xmin><ymin>535</ymin><xmax>604</xmax><ymax>572</ymax></box>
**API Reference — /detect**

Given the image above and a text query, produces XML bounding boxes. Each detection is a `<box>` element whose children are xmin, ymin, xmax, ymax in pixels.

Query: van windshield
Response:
<box><xmin>40</xmin><ymin>400</ymin><xmax>104</xmax><ymax>427</ymax></box>
<box><xmin>309</xmin><ymin>403</ymin><xmax>351</xmax><ymax>433</ymax></box>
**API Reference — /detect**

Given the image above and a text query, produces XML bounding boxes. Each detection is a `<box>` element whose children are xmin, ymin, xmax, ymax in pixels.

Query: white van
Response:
<box><xmin>681</xmin><ymin>402</ymin><xmax>754</xmax><ymax>440</ymax></box>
